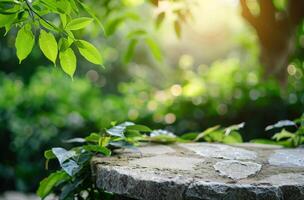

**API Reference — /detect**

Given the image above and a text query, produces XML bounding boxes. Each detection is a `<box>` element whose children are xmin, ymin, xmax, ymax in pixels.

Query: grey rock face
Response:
<box><xmin>137</xmin><ymin>145</ymin><xmax>176</xmax><ymax>155</ymax></box>
<box><xmin>129</xmin><ymin>155</ymin><xmax>204</xmax><ymax>170</ymax></box>
<box><xmin>268</xmin><ymin>149</ymin><xmax>304</xmax><ymax>167</ymax></box>
<box><xmin>178</xmin><ymin>143</ymin><xmax>257</xmax><ymax>160</ymax></box>
<box><xmin>92</xmin><ymin>143</ymin><xmax>304</xmax><ymax>200</ymax></box>
<box><xmin>213</xmin><ymin>160</ymin><xmax>262</xmax><ymax>180</ymax></box>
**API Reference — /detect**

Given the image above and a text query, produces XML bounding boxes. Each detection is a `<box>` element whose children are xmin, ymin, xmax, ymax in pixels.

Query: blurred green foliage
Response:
<box><xmin>0</xmin><ymin>67</ymin><xmax>130</xmax><ymax>191</ymax></box>
<box><xmin>0</xmin><ymin>0</ymin><xmax>304</xmax><ymax>194</ymax></box>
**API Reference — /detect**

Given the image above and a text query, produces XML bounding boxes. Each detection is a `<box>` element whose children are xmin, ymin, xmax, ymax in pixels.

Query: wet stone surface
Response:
<box><xmin>92</xmin><ymin>143</ymin><xmax>304</xmax><ymax>200</ymax></box>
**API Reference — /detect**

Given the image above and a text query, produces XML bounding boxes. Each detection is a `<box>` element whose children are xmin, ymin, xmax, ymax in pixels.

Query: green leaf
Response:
<box><xmin>124</xmin><ymin>130</ymin><xmax>142</xmax><ymax>138</ymax></box>
<box><xmin>272</xmin><ymin>129</ymin><xmax>294</xmax><ymax>141</ymax></box>
<box><xmin>83</xmin><ymin>145</ymin><xmax>111</xmax><ymax>156</ymax></box>
<box><xmin>66</xmin><ymin>17</ymin><xmax>93</xmax><ymax>30</ymax></box>
<box><xmin>0</xmin><ymin>13</ymin><xmax>16</xmax><ymax>28</ymax></box>
<box><xmin>85</xmin><ymin>133</ymin><xmax>101</xmax><ymax>143</ymax></box>
<box><xmin>44</xmin><ymin>150</ymin><xmax>56</xmax><ymax>160</ymax></box>
<box><xmin>156</xmin><ymin>12</ymin><xmax>165</xmax><ymax>29</ymax></box>
<box><xmin>194</xmin><ymin>125</ymin><xmax>221</xmax><ymax>142</ymax></box>
<box><xmin>59</xmin><ymin>48</ymin><xmax>76</xmax><ymax>78</ymax></box>
<box><xmin>124</xmin><ymin>39</ymin><xmax>138</xmax><ymax>63</ymax></box>
<box><xmin>76</xmin><ymin>40</ymin><xmax>103</xmax><ymax>65</ymax></box>
<box><xmin>223</xmin><ymin>132</ymin><xmax>243</xmax><ymax>144</ymax></box>
<box><xmin>150</xmin><ymin>0</ymin><xmax>159</xmax><ymax>6</ymax></box>
<box><xmin>224</xmin><ymin>122</ymin><xmax>245</xmax><ymax>135</ymax></box>
<box><xmin>180</xmin><ymin>132</ymin><xmax>198</xmax><ymax>141</ymax></box>
<box><xmin>126</xmin><ymin>125</ymin><xmax>152</xmax><ymax>132</ymax></box>
<box><xmin>77</xmin><ymin>1</ymin><xmax>105</xmax><ymax>33</ymax></box>
<box><xmin>174</xmin><ymin>20</ymin><xmax>181</xmax><ymax>38</ymax></box>
<box><xmin>148</xmin><ymin>135</ymin><xmax>177</xmax><ymax>144</ymax></box>
<box><xmin>39</xmin><ymin>30</ymin><xmax>58</xmax><ymax>65</ymax></box>
<box><xmin>106</xmin><ymin>122</ymin><xmax>135</xmax><ymax>137</ymax></box>
<box><xmin>58</xmin><ymin>38</ymin><xmax>72</xmax><ymax>51</ymax></box>
<box><xmin>15</xmin><ymin>25</ymin><xmax>35</xmax><ymax>63</ymax></box>
<box><xmin>37</xmin><ymin>170</ymin><xmax>70</xmax><ymax>198</ymax></box>
<box><xmin>52</xmin><ymin>148</ymin><xmax>76</xmax><ymax>164</ymax></box>
<box><xmin>52</xmin><ymin>148</ymin><xmax>79</xmax><ymax>176</ymax></box>
<box><xmin>145</xmin><ymin>38</ymin><xmax>162</xmax><ymax>61</ymax></box>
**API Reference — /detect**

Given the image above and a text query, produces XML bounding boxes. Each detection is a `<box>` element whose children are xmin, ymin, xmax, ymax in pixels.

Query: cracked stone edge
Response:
<box><xmin>93</xmin><ymin>164</ymin><xmax>304</xmax><ymax>200</ymax></box>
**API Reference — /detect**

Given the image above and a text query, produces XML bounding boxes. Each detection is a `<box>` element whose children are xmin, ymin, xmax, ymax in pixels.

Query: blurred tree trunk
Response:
<box><xmin>240</xmin><ymin>0</ymin><xmax>304</xmax><ymax>84</ymax></box>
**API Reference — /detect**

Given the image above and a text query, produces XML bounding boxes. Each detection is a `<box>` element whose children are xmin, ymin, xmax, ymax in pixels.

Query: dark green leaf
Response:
<box><xmin>83</xmin><ymin>145</ymin><xmax>111</xmax><ymax>156</ymax></box>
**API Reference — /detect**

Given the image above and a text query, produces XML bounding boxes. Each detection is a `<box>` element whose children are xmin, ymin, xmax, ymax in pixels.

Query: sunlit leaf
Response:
<box><xmin>76</xmin><ymin>40</ymin><xmax>103</xmax><ymax>65</ymax></box>
<box><xmin>223</xmin><ymin>132</ymin><xmax>243</xmax><ymax>144</ymax></box>
<box><xmin>145</xmin><ymin>38</ymin><xmax>162</xmax><ymax>61</ymax></box>
<box><xmin>59</xmin><ymin>48</ymin><xmax>76</xmax><ymax>78</ymax></box>
<box><xmin>156</xmin><ymin>12</ymin><xmax>165</xmax><ymax>29</ymax></box>
<box><xmin>224</xmin><ymin>122</ymin><xmax>245</xmax><ymax>135</ymax></box>
<box><xmin>124</xmin><ymin>39</ymin><xmax>138</xmax><ymax>63</ymax></box>
<box><xmin>15</xmin><ymin>25</ymin><xmax>35</xmax><ymax>63</ymax></box>
<box><xmin>39</xmin><ymin>30</ymin><xmax>58</xmax><ymax>65</ymax></box>
<box><xmin>272</xmin><ymin>129</ymin><xmax>294</xmax><ymax>141</ymax></box>
<box><xmin>174</xmin><ymin>20</ymin><xmax>181</xmax><ymax>38</ymax></box>
<box><xmin>85</xmin><ymin>133</ymin><xmax>101</xmax><ymax>143</ymax></box>
<box><xmin>194</xmin><ymin>125</ymin><xmax>221</xmax><ymax>142</ymax></box>
<box><xmin>0</xmin><ymin>13</ymin><xmax>16</xmax><ymax>27</ymax></box>
<box><xmin>66</xmin><ymin>17</ymin><xmax>93</xmax><ymax>30</ymax></box>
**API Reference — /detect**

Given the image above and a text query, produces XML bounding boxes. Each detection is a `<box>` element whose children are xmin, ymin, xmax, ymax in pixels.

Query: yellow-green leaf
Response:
<box><xmin>0</xmin><ymin>13</ymin><xmax>16</xmax><ymax>28</ymax></box>
<box><xmin>76</xmin><ymin>40</ymin><xmax>102</xmax><ymax>65</ymax></box>
<box><xmin>59</xmin><ymin>48</ymin><xmax>76</xmax><ymax>78</ymax></box>
<box><xmin>15</xmin><ymin>25</ymin><xmax>35</xmax><ymax>63</ymax></box>
<box><xmin>37</xmin><ymin>171</ymin><xmax>70</xmax><ymax>198</ymax></box>
<box><xmin>39</xmin><ymin>30</ymin><xmax>58</xmax><ymax>65</ymax></box>
<box><xmin>66</xmin><ymin>17</ymin><xmax>93</xmax><ymax>30</ymax></box>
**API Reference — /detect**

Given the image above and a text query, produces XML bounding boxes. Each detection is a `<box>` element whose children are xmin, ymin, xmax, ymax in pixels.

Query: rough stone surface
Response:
<box><xmin>137</xmin><ymin>145</ymin><xmax>176</xmax><ymax>155</ymax></box>
<box><xmin>178</xmin><ymin>143</ymin><xmax>257</xmax><ymax>160</ymax></box>
<box><xmin>214</xmin><ymin>160</ymin><xmax>262</xmax><ymax>180</ymax></box>
<box><xmin>268</xmin><ymin>149</ymin><xmax>304</xmax><ymax>167</ymax></box>
<box><xmin>129</xmin><ymin>155</ymin><xmax>203</xmax><ymax>170</ymax></box>
<box><xmin>0</xmin><ymin>192</ymin><xmax>54</xmax><ymax>200</ymax></box>
<box><xmin>92</xmin><ymin>143</ymin><xmax>304</xmax><ymax>200</ymax></box>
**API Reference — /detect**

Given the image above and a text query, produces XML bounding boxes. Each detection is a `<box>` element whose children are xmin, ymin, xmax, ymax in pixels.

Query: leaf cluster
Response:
<box><xmin>0</xmin><ymin>0</ymin><xmax>105</xmax><ymax>78</ymax></box>
<box><xmin>180</xmin><ymin>123</ymin><xmax>244</xmax><ymax>144</ymax></box>
<box><xmin>252</xmin><ymin>115</ymin><xmax>304</xmax><ymax>147</ymax></box>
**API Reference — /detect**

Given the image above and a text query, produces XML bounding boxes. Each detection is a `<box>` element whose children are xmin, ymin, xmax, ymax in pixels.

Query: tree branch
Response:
<box><xmin>240</xmin><ymin>0</ymin><xmax>258</xmax><ymax>29</ymax></box>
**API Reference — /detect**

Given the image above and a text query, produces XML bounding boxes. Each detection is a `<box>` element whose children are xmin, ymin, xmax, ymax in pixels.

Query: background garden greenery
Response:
<box><xmin>0</xmin><ymin>0</ymin><xmax>304</xmax><ymax>194</ymax></box>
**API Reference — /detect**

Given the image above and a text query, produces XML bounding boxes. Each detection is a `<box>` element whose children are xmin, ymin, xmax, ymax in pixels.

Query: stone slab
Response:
<box><xmin>178</xmin><ymin>143</ymin><xmax>257</xmax><ymax>160</ymax></box>
<box><xmin>214</xmin><ymin>160</ymin><xmax>262</xmax><ymax>180</ymax></box>
<box><xmin>268</xmin><ymin>149</ymin><xmax>304</xmax><ymax>167</ymax></box>
<box><xmin>92</xmin><ymin>143</ymin><xmax>304</xmax><ymax>200</ymax></box>
<box><xmin>129</xmin><ymin>155</ymin><xmax>204</xmax><ymax>170</ymax></box>
<box><xmin>137</xmin><ymin>145</ymin><xmax>176</xmax><ymax>155</ymax></box>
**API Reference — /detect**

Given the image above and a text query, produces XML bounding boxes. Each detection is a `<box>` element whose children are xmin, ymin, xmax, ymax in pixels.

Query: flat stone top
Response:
<box><xmin>92</xmin><ymin>143</ymin><xmax>304</xmax><ymax>200</ymax></box>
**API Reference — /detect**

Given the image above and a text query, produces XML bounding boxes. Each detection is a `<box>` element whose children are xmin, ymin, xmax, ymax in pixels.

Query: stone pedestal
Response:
<box><xmin>92</xmin><ymin>143</ymin><xmax>304</xmax><ymax>200</ymax></box>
